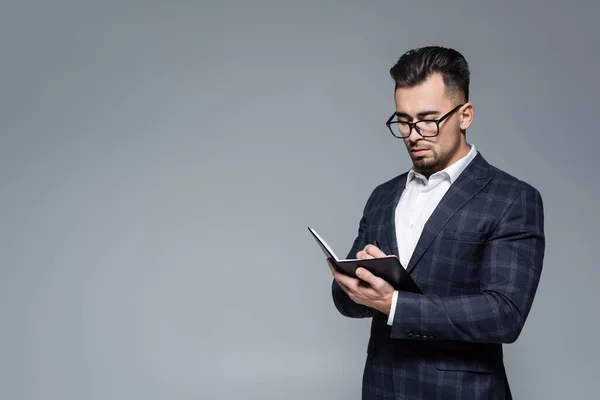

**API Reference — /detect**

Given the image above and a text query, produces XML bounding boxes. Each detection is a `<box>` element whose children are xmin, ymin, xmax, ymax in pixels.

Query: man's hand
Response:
<box><xmin>328</xmin><ymin>244</ymin><xmax>395</xmax><ymax>315</ymax></box>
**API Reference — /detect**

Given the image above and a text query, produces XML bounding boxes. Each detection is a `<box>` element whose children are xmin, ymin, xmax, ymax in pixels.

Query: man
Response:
<box><xmin>328</xmin><ymin>46</ymin><xmax>545</xmax><ymax>400</ymax></box>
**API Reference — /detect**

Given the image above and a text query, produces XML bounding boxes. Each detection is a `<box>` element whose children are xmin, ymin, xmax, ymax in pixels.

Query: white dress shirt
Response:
<box><xmin>387</xmin><ymin>144</ymin><xmax>478</xmax><ymax>325</ymax></box>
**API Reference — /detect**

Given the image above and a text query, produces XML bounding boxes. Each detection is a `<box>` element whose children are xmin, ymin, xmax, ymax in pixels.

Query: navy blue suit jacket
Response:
<box><xmin>332</xmin><ymin>152</ymin><xmax>545</xmax><ymax>400</ymax></box>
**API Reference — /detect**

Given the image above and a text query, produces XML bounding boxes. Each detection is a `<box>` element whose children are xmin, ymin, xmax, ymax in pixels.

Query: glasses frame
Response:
<box><xmin>385</xmin><ymin>103</ymin><xmax>465</xmax><ymax>139</ymax></box>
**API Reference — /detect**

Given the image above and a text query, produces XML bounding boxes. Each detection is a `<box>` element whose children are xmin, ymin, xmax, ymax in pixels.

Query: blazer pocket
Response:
<box><xmin>436</xmin><ymin>358</ymin><xmax>496</xmax><ymax>374</ymax></box>
<box><xmin>442</xmin><ymin>230</ymin><xmax>487</xmax><ymax>243</ymax></box>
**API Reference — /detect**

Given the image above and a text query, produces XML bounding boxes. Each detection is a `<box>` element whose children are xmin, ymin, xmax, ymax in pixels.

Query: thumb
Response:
<box><xmin>356</xmin><ymin>267</ymin><xmax>387</xmax><ymax>291</ymax></box>
<box><xmin>356</xmin><ymin>267</ymin><xmax>377</xmax><ymax>285</ymax></box>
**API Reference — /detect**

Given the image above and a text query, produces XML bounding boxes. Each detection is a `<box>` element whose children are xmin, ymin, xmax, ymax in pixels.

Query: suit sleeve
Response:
<box><xmin>390</xmin><ymin>186</ymin><xmax>545</xmax><ymax>343</ymax></box>
<box><xmin>331</xmin><ymin>194</ymin><xmax>376</xmax><ymax>319</ymax></box>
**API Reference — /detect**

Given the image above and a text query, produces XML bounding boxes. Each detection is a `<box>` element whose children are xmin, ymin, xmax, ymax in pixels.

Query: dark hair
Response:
<box><xmin>389</xmin><ymin>46</ymin><xmax>470</xmax><ymax>102</ymax></box>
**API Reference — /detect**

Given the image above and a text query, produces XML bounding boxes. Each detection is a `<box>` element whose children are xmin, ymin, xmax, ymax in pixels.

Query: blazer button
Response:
<box><xmin>408</xmin><ymin>333</ymin><xmax>414</xmax><ymax>339</ymax></box>
<box><xmin>415</xmin><ymin>334</ymin><xmax>421</xmax><ymax>339</ymax></box>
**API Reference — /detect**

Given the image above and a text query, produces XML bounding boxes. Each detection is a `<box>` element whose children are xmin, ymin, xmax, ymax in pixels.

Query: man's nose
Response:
<box><xmin>407</xmin><ymin>125</ymin><xmax>422</xmax><ymax>142</ymax></box>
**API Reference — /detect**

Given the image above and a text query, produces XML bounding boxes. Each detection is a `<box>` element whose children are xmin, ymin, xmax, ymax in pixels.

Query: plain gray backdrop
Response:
<box><xmin>2</xmin><ymin>0</ymin><xmax>599</xmax><ymax>399</ymax></box>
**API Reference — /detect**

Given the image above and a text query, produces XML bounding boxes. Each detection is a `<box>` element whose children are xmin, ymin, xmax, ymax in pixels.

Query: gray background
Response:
<box><xmin>2</xmin><ymin>0</ymin><xmax>598</xmax><ymax>399</ymax></box>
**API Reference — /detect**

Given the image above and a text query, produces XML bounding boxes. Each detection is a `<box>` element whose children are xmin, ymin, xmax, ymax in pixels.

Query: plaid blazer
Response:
<box><xmin>332</xmin><ymin>152</ymin><xmax>545</xmax><ymax>400</ymax></box>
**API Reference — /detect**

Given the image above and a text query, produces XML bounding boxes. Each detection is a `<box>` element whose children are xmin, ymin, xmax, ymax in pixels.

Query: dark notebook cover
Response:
<box><xmin>308</xmin><ymin>227</ymin><xmax>422</xmax><ymax>294</ymax></box>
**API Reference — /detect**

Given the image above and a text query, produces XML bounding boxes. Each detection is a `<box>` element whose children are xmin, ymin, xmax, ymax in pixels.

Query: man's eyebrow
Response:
<box><xmin>395</xmin><ymin>110</ymin><xmax>440</xmax><ymax>120</ymax></box>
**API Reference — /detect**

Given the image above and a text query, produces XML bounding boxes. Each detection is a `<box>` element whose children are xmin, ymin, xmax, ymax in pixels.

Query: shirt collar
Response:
<box><xmin>405</xmin><ymin>144</ymin><xmax>477</xmax><ymax>188</ymax></box>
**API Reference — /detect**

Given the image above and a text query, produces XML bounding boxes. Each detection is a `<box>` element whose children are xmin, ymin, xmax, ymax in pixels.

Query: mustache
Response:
<box><xmin>408</xmin><ymin>144</ymin><xmax>429</xmax><ymax>151</ymax></box>
<box><xmin>407</xmin><ymin>139</ymin><xmax>426</xmax><ymax>147</ymax></box>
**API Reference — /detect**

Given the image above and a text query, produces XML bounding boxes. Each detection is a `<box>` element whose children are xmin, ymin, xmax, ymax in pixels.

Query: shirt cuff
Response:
<box><xmin>387</xmin><ymin>290</ymin><xmax>399</xmax><ymax>326</ymax></box>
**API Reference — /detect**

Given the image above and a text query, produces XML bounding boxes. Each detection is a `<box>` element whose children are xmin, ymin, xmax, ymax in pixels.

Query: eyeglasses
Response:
<box><xmin>385</xmin><ymin>104</ymin><xmax>464</xmax><ymax>138</ymax></box>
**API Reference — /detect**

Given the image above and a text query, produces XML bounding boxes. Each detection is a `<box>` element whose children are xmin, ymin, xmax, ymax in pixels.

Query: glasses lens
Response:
<box><xmin>389</xmin><ymin>122</ymin><xmax>410</xmax><ymax>138</ymax></box>
<box><xmin>415</xmin><ymin>121</ymin><xmax>438</xmax><ymax>137</ymax></box>
<box><xmin>389</xmin><ymin>121</ymin><xmax>439</xmax><ymax>138</ymax></box>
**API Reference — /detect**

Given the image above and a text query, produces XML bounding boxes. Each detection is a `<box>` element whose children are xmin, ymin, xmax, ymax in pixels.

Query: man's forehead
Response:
<box><xmin>394</xmin><ymin>96</ymin><xmax>448</xmax><ymax>115</ymax></box>
<box><xmin>394</xmin><ymin>90</ymin><xmax>447</xmax><ymax>104</ymax></box>
<box><xmin>394</xmin><ymin>92</ymin><xmax>451</xmax><ymax>115</ymax></box>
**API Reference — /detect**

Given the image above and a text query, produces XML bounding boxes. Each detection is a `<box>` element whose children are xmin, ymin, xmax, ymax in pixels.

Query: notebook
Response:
<box><xmin>308</xmin><ymin>226</ymin><xmax>422</xmax><ymax>293</ymax></box>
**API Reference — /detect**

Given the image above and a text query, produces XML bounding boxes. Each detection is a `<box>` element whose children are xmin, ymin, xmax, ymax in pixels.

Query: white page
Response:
<box><xmin>308</xmin><ymin>227</ymin><xmax>340</xmax><ymax>261</ymax></box>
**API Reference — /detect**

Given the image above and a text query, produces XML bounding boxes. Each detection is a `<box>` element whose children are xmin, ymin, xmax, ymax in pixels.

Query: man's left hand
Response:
<box><xmin>327</xmin><ymin>256</ymin><xmax>395</xmax><ymax>315</ymax></box>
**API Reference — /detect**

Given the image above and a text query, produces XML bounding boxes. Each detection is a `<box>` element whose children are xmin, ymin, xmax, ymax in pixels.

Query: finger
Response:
<box><xmin>355</xmin><ymin>267</ymin><xmax>384</xmax><ymax>289</ymax></box>
<box><xmin>326</xmin><ymin>259</ymin><xmax>335</xmax><ymax>274</ymax></box>
<box><xmin>356</xmin><ymin>250</ymin><xmax>375</xmax><ymax>260</ymax></box>
<box><xmin>335</xmin><ymin>272</ymin><xmax>359</xmax><ymax>290</ymax></box>
<box><xmin>327</xmin><ymin>259</ymin><xmax>358</xmax><ymax>286</ymax></box>
<box><xmin>338</xmin><ymin>280</ymin><xmax>351</xmax><ymax>293</ymax></box>
<box><xmin>364</xmin><ymin>244</ymin><xmax>387</xmax><ymax>258</ymax></box>
<box><xmin>336</xmin><ymin>276</ymin><xmax>358</xmax><ymax>300</ymax></box>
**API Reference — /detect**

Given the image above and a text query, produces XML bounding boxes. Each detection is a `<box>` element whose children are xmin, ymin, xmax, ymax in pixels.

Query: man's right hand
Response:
<box><xmin>356</xmin><ymin>244</ymin><xmax>387</xmax><ymax>260</ymax></box>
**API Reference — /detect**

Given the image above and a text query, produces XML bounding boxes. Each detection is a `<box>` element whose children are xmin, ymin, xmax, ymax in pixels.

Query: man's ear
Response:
<box><xmin>459</xmin><ymin>102</ymin><xmax>474</xmax><ymax>130</ymax></box>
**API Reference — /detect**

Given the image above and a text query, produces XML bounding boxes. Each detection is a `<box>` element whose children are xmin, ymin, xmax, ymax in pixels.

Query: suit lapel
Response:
<box><xmin>384</xmin><ymin>174</ymin><xmax>407</xmax><ymax>258</ymax></box>
<box><xmin>406</xmin><ymin>153</ymin><xmax>492</xmax><ymax>273</ymax></box>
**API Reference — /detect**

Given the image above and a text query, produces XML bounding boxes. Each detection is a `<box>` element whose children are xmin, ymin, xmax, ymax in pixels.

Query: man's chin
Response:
<box><xmin>412</xmin><ymin>158</ymin><xmax>438</xmax><ymax>173</ymax></box>
<box><xmin>412</xmin><ymin>157</ymin><xmax>430</xmax><ymax>166</ymax></box>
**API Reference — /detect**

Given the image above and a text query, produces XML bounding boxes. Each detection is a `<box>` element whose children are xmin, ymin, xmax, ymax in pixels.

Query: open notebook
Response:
<box><xmin>308</xmin><ymin>226</ymin><xmax>422</xmax><ymax>293</ymax></box>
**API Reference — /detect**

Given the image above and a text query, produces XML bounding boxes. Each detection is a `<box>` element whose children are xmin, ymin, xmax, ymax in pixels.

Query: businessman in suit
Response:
<box><xmin>328</xmin><ymin>46</ymin><xmax>545</xmax><ymax>399</ymax></box>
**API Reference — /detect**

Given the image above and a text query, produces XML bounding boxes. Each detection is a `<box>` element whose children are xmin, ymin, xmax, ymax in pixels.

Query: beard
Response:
<box><xmin>411</xmin><ymin>153</ymin><xmax>441</xmax><ymax>176</ymax></box>
<box><xmin>408</xmin><ymin>134</ymin><xmax>462</xmax><ymax>176</ymax></box>
<box><xmin>412</xmin><ymin>156</ymin><xmax>438</xmax><ymax>173</ymax></box>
